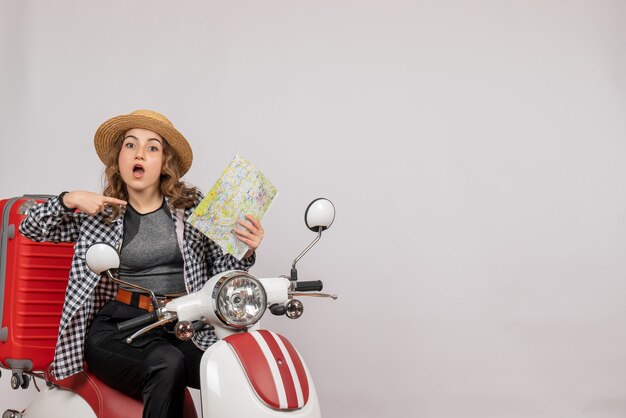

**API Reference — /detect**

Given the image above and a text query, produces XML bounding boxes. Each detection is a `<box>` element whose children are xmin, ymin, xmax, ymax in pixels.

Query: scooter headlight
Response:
<box><xmin>214</xmin><ymin>272</ymin><xmax>267</xmax><ymax>328</ymax></box>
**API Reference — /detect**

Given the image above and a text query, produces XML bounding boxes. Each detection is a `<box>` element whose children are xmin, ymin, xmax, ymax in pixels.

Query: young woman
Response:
<box><xmin>20</xmin><ymin>109</ymin><xmax>264</xmax><ymax>418</ymax></box>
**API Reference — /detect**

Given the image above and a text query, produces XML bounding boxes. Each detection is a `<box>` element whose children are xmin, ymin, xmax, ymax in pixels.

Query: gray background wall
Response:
<box><xmin>1</xmin><ymin>1</ymin><xmax>625</xmax><ymax>417</ymax></box>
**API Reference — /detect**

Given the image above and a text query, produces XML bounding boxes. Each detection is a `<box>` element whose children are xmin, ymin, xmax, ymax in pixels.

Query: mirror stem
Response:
<box><xmin>291</xmin><ymin>228</ymin><xmax>323</xmax><ymax>281</ymax></box>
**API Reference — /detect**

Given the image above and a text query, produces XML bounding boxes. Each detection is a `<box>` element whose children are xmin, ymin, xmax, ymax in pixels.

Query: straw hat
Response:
<box><xmin>94</xmin><ymin>109</ymin><xmax>193</xmax><ymax>175</ymax></box>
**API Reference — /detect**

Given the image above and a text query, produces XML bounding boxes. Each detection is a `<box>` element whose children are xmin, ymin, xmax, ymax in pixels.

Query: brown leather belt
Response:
<box><xmin>115</xmin><ymin>289</ymin><xmax>172</xmax><ymax>312</ymax></box>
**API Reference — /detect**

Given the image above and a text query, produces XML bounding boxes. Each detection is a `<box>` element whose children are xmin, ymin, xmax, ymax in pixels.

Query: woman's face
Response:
<box><xmin>118</xmin><ymin>128</ymin><xmax>164</xmax><ymax>195</ymax></box>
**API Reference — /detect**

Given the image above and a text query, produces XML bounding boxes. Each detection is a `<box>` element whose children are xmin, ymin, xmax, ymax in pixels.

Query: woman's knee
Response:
<box><xmin>144</xmin><ymin>344</ymin><xmax>186</xmax><ymax>386</ymax></box>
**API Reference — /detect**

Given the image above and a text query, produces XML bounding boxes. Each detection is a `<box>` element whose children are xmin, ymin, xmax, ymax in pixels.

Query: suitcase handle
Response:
<box><xmin>22</xmin><ymin>194</ymin><xmax>56</xmax><ymax>200</ymax></box>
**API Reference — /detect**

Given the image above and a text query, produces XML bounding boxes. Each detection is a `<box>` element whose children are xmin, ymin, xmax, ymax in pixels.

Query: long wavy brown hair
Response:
<box><xmin>102</xmin><ymin>133</ymin><xmax>198</xmax><ymax>222</ymax></box>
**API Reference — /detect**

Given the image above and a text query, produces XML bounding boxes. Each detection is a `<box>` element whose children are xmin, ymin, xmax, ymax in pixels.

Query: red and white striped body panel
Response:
<box><xmin>225</xmin><ymin>330</ymin><xmax>309</xmax><ymax>410</ymax></box>
<box><xmin>199</xmin><ymin>330</ymin><xmax>321</xmax><ymax>418</ymax></box>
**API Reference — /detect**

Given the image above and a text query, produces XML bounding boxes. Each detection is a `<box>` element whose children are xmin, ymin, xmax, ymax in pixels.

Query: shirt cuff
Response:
<box><xmin>58</xmin><ymin>191</ymin><xmax>76</xmax><ymax>212</ymax></box>
<box><xmin>241</xmin><ymin>251</ymin><xmax>256</xmax><ymax>267</ymax></box>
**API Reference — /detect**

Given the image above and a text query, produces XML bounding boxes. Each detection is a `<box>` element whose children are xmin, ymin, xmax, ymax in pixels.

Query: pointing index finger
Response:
<box><xmin>103</xmin><ymin>196</ymin><xmax>127</xmax><ymax>206</ymax></box>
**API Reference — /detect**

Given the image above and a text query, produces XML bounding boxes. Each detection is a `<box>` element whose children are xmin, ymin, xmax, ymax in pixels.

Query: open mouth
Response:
<box><xmin>132</xmin><ymin>164</ymin><xmax>145</xmax><ymax>177</ymax></box>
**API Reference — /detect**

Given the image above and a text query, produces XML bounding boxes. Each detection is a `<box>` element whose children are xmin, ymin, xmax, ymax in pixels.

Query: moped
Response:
<box><xmin>3</xmin><ymin>198</ymin><xmax>337</xmax><ymax>418</ymax></box>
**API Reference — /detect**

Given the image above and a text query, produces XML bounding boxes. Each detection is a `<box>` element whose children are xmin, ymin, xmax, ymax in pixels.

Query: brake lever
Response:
<box><xmin>289</xmin><ymin>292</ymin><xmax>338</xmax><ymax>300</ymax></box>
<box><xmin>124</xmin><ymin>311</ymin><xmax>178</xmax><ymax>344</ymax></box>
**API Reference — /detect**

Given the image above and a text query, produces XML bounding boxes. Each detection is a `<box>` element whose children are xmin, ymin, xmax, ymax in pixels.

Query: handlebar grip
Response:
<box><xmin>117</xmin><ymin>312</ymin><xmax>158</xmax><ymax>332</ymax></box>
<box><xmin>294</xmin><ymin>280</ymin><xmax>324</xmax><ymax>292</ymax></box>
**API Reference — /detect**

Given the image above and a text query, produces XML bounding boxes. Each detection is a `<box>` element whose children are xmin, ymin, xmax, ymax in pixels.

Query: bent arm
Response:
<box><xmin>207</xmin><ymin>239</ymin><xmax>256</xmax><ymax>276</ymax></box>
<box><xmin>19</xmin><ymin>195</ymin><xmax>83</xmax><ymax>243</ymax></box>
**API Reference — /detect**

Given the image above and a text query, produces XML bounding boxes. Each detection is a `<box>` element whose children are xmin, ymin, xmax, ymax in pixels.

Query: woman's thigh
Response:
<box><xmin>84</xmin><ymin>301</ymin><xmax>201</xmax><ymax>396</ymax></box>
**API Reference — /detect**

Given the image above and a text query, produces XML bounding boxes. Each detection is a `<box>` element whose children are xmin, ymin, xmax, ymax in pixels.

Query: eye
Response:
<box><xmin>124</xmin><ymin>142</ymin><xmax>135</xmax><ymax>149</ymax></box>
<box><xmin>148</xmin><ymin>145</ymin><xmax>160</xmax><ymax>152</ymax></box>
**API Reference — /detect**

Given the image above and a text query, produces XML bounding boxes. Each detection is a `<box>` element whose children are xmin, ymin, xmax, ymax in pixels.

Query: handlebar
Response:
<box><xmin>118</xmin><ymin>312</ymin><xmax>158</xmax><ymax>332</ymax></box>
<box><xmin>115</xmin><ymin>279</ymin><xmax>332</xmax><ymax>337</ymax></box>
<box><xmin>293</xmin><ymin>280</ymin><xmax>323</xmax><ymax>292</ymax></box>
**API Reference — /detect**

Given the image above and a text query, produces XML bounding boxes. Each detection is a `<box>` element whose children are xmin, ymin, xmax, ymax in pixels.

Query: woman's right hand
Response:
<box><xmin>62</xmin><ymin>191</ymin><xmax>127</xmax><ymax>215</ymax></box>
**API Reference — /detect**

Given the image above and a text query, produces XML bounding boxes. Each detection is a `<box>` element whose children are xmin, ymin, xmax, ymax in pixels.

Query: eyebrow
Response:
<box><xmin>123</xmin><ymin>135</ymin><xmax>163</xmax><ymax>145</ymax></box>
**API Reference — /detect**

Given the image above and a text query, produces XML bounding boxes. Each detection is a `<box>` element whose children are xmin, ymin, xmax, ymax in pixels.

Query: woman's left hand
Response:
<box><xmin>233</xmin><ymin>214</ymin><xmax>264</xmax><ymax>259</ymax></box>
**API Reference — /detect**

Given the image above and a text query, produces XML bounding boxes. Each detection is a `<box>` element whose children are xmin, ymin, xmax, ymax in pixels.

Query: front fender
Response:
<box><xmin>200</xmin><ymin>331</ymin><xmax>320</xmax><ymax>418</ymax></box>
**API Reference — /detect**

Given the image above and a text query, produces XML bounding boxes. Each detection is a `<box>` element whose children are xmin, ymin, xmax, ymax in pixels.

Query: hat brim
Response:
<box><xmin>94</xmin><ymin>114</ymin><xmax>193</xmax><ymax>175</ymax></box>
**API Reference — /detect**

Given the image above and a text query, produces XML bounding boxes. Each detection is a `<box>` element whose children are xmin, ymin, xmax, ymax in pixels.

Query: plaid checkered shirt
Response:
<box><xmin>19</xmin><ymin>193</ymin><xmax>255</xmax><ymax>380</ymax></box>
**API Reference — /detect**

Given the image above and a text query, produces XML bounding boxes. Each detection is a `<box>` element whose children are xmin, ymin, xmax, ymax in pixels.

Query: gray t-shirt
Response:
<box><xmin>118</xmin><ymin>200</ymin><xmax>186</xmax><ymax>296</ymax></box>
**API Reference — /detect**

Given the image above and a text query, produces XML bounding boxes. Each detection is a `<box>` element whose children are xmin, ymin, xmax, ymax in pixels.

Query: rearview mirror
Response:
<box><xmin>304</xmin><ymin>198</ymin><xmax>335</xmax><ymax>232</ymax></box>
<box><xmin>291</xmin><ymin>198</ymin><xmax>335</xmax><ymax>281</ymax></box>
<box><xmin>85</xmin><ymin>243</ymin><xmax>120</xmax><ymax>274</ymax></box>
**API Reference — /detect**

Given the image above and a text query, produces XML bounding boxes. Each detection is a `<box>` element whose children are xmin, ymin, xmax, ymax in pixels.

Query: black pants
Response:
<box><xmin>84</xmin><ymin>301</ymin><xmax>203</xmax><ymax>418</ymax></box>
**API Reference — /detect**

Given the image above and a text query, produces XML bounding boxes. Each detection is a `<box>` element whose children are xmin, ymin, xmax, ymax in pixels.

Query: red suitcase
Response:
<box><xmin>0</xmin><ymin>195</ymin><xmax>74</xmax><ymax>387</ymax></box>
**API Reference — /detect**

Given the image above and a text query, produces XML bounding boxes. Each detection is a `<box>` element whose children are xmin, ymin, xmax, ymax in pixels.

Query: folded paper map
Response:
<box><xmin>187</xmin><ymin>155</ymin><xmax>278</xmax><ymax>260</ymax></box>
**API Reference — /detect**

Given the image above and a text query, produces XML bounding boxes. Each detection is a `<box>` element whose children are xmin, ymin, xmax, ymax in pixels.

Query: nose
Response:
<box><xmin>135</xmin><ymin>149</ymin><xmax>145</xmax><ymax>160</ymax></box>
